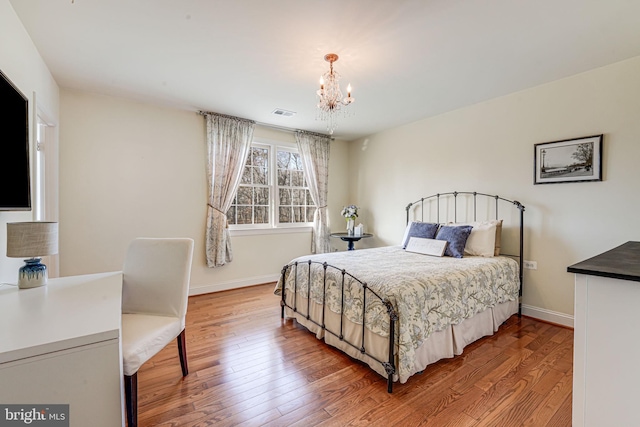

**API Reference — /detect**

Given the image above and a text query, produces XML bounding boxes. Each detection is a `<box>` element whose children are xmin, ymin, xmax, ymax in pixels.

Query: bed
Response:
<box><xmin>274</xmin><ymin>191</ymin><xmax>525</xmax><ymax>392</ymax></box>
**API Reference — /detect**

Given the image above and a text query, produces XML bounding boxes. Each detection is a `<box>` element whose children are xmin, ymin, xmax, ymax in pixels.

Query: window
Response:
<box><xmin>227</xmin><ymin>139</ymin><xmax>315</xmax><ymax>230</ymax></box>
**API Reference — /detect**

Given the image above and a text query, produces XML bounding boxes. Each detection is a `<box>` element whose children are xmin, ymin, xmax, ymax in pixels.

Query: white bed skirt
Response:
<box><xmin>283</xmin><ymin>296</ymin><xmax>518</xmax><ymax>384</ymax></box>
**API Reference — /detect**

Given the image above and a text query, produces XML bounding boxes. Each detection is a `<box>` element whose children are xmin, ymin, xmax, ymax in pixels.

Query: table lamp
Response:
<box><xmin>6</xmin><ymin>221</ymin><xmax>59</xmax><ymax>289</ymax></box>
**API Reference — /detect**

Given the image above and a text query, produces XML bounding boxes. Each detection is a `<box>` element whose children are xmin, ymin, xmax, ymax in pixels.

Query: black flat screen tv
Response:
<box><xmin>0</xmin><ymin>69</ymin><xmax>31</xmax><ymax>211</ymax></box>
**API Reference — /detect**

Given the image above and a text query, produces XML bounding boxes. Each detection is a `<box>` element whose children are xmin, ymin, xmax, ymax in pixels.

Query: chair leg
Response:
<box><xmin>124</xmin><ymin>372</ymin><xmax>138</xmax><ymax>427</ymax></box>
<box><xmin>177</xmin><ymin>329</ymin><xmax>189</xmax><ymax>376</ymax></box>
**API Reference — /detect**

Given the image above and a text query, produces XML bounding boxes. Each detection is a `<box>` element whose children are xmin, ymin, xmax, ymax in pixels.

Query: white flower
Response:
<box><xmin>341</xmin><ymin>205</ymin><xmax>359</xmax><ymax>220</ymax></box>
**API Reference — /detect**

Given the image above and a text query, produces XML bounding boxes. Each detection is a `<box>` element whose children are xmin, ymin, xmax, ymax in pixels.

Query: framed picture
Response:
<box><xmin>534</xmin><ymin>134</ymin><xmax>603</xmax><ymax>184</ymax></box>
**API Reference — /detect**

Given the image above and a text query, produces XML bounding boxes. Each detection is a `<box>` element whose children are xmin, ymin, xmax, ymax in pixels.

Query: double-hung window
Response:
<box><xmin>226</xmin><ymin>139</ymin><xmax>315</xmax><ymax>231</ymax></box>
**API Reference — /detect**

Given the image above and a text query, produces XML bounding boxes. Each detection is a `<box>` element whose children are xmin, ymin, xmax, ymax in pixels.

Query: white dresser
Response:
<box><xmin>568</xmin><ymin>241</ymin><xmax>640</xmax><ymax>427</ymax></box>
<box><xmin>0</xmin><ymin>272</ymin><xmax>124</xmax><ymax>427</ymax></box>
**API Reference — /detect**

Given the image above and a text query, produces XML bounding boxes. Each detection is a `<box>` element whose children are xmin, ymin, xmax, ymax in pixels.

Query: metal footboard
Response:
<box><xmin>280</xmin><ymin>260</ymin><xmax>399</xmax><ymax>393</ymax></box>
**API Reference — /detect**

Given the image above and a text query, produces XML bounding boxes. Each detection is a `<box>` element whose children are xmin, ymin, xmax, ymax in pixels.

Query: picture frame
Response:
<box><xmin>534</xmin><ymin>134</ymin><xmax>603</xmax><ymax>185</ymax></box>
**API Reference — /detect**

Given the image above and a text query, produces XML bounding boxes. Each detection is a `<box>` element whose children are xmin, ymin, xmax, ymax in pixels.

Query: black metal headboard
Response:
<box><xmin>405</xmin><ymin>191</ymin><xmax>526</xmax><ymax>315</ymax></box>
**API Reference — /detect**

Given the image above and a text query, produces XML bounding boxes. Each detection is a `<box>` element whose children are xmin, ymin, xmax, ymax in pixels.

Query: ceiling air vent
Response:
<box><xmin>271</xmin><ymin>108</ymin><xmax>296</xmax><ymax>117</ymax></box>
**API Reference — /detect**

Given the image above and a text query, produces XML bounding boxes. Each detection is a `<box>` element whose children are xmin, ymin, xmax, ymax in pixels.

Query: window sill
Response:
<box><xmin>229</xmin><ymin>226</ymin><xmax>312</xmax><ymax>237</ymax></box>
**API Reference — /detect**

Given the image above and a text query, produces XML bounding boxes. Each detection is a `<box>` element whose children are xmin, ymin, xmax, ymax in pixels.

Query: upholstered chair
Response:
<box><xmin>121</xmin><ymin>238</ymin><xmax>194</xmax><ymax>427</ymax></box>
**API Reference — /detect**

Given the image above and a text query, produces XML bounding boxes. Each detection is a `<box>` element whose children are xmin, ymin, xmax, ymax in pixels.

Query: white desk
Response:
<box><xmin>0</xmin><ymin>272</ymin><xmax>124</xmax><ymax>427</ymax></box>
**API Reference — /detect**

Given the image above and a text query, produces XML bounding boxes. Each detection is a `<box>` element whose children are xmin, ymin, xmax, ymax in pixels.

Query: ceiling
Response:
<box><xmin>9</xmin><ymin>0</ymin><xmax>640</xmax><ymax>141</ymax></box>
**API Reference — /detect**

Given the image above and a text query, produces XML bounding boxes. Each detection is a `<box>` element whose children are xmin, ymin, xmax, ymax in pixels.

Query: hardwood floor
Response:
<box><xmin>136</xmin><ymin>283</ymin><xmax>573</xmax><ymax>426</ymax></box>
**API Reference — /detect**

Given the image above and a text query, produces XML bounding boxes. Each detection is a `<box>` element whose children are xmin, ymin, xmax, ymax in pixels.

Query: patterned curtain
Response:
<box><xmin>205</xmin><ymin>113</ymin><xmax>255</xmax><ymax>267</ymax></box>
<box><xmin>295</xmin><ymin>131</ymin><xmax>332</xmax><ymax>254</ymax></box>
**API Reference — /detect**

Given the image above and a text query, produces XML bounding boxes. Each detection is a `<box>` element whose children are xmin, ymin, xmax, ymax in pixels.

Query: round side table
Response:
<box><xmin>330</xmin><ymin>232</ymin><xmax>373</xmax><ymax>251</ymax></box>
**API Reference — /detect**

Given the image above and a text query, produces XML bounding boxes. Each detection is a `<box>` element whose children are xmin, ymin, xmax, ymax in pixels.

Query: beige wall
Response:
<box><xmin>58</xmin><ymin>89</ymin><xmax>349</xmax><ymax>293</ymax></box>
<box><xmin>348</xmin><ymin>55</ymin><xmax>640</xmax><ymax>324</ymax></box>
<box><xmin>0</xmin><ymin>0</ymin><xmax>59</xmax><ymax>283</ymax></box>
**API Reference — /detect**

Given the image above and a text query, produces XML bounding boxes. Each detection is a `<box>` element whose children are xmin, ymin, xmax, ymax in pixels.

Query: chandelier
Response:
<box><xmin>316</xmin><ymin>53</ymin><xmax>354</xmax><ymax>134</ymax></box>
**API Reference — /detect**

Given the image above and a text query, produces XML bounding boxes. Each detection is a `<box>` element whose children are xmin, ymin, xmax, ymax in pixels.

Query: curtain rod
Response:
<box><xmin>197</xmin><ymin>111</ymin><xmax>334</xmax><ymax>140</ymax></box>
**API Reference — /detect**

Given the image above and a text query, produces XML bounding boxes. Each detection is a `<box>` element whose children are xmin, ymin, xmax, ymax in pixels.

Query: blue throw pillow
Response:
<box><xmin>436</xmin><ymin>225</ymin><xmax>474</xmax><ymax>258</ymax></box>
<box><xmin>402</xmin><ymin>222</ymin><xmax>440</xmax><ymax>249</ymax></box>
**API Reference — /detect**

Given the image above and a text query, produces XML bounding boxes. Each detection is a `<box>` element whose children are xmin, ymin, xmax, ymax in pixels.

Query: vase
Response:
<box><xmin>346</xmin><ymin>218</ymin><xmax>355</xmax><ymax>235</ymax></box>
<box><xmin>18</xmin><ymin>257</ymin><xmax>48</xmax><ymax>289</ymax></box>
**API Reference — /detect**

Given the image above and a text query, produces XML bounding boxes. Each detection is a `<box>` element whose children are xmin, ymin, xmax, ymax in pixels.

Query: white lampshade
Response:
<box><xmin>7</xmin><ymin>221</ymin><xmax>58</xmax><ymax>258</ymax></box>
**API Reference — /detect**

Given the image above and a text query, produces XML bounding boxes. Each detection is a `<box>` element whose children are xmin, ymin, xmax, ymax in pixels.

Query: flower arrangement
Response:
<box><xmin>341</xmin><ymin>205</ymin><xmax>358</xmax><ymax>221</ymax></box>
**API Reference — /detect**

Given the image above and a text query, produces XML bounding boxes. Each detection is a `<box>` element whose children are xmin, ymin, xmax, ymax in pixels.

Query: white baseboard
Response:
<box><xmin>521</xmin><ymin>304</ymin><xmax>574</xmax><ymax>328</ymax></box>
<box><xmin>189</xmin><ymin>274</ymin><xmax>279</xmax><ymax>296</ymax></box>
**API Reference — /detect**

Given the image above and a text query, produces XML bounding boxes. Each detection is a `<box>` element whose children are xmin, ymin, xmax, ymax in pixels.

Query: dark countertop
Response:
<box><xmin>567</xmin><ymin>241</ymin><xmax>640</xmax><ymax>282</ymax></box>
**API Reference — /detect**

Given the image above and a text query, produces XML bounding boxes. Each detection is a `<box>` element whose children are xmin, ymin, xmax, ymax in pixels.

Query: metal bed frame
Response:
<box><xmin>279</xmin><ymin>191</ymin><xmax>525</xmax><ymax>393</ymax></box>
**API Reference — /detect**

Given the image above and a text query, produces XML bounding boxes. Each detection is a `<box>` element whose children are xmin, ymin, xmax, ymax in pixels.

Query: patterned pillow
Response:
<box><xmin>435</xmin><ymin>225</ymin><xmax>474</xmax><ymax>258</ymax></box>
<box><xmin>401</xmin><ymin>222</ymin><xmax>440</xmax><ymax>249</ymax></box>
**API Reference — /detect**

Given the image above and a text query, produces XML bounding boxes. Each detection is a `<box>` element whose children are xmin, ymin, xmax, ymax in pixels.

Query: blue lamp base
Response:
<box><xmin>18</xmin><ymin>258</ymin><xmax>48</xmax><ymax>289</ymax></box>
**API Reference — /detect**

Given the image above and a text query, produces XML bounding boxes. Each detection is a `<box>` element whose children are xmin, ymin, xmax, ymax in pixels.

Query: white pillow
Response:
<box><xmin>400</xmin><ymin>222</ymin><xmax>412</xmax><ymax>246</ymax></box>
<box><xmin>449</xmin><ymin>220</ymin><xmax>499</xmax><ymax>257</ymax></box>
<box><xmin>493</xmin><ymin>220</ymin><xmax>503</xmax><ymax>256</ymax></box>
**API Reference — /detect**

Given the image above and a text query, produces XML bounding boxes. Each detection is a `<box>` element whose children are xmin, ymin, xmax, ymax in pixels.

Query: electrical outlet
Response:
<box><xmin>523</xmin><ymin>260</ymin><xmax>537</xmax><ymax>270</ymax></box>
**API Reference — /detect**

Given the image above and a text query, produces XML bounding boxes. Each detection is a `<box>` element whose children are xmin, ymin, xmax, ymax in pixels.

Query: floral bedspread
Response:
<box><xmin>274</xmin><ymin>246</ymin><xmax>520</xmax><ymax>382</ymax></box>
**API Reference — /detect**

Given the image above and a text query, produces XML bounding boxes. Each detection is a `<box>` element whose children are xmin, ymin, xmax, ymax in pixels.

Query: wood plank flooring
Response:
<box><xmin>136</xmin><ymin>283</ymin><xmax>573</xmax><ymax>426</ymax></box>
